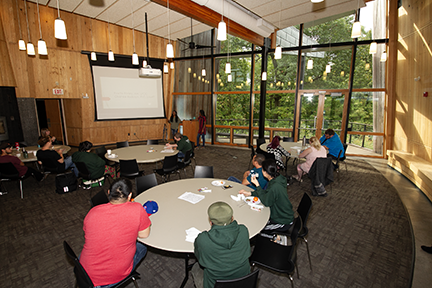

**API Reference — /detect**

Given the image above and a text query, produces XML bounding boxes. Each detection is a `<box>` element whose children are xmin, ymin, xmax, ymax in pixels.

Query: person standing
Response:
<box><xmin>192</xmin><ymin>202</ymin><xmax>250</xmax><ymax>288</ymax></box>
<box><xmin>0</xmin><ymin>142</ymin><xmax>43</xmax><ymax>182</ymax></box>
<box><xmin>197</xmin><ymin>110</ymin><xmax>206</xmax><ymax>148</ymax></box>
<box><xmin>80</xmin><ymin>178</ymin><xmax>151</xmax><ymax>287</ymax></box>
<box><xmin>168</xmin><ymin>110</ymin><xmax>181</xmax><ymax>139</ymax></box>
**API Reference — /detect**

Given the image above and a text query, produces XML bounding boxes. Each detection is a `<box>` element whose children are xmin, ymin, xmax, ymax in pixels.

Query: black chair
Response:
<box><xmin>116</xmin><ymin>141</ymin><xmax>129</xmax><ymax>148</ymax></box>
<box><xmin>0</xmin><ymin>162</ymin><xmax>29</xmax><ymax>199</ymax></box>
<box><xmin>194</xmin><ymin>165</ymin><xmax>214</xmax><ymax>178</ymax></box>
<box><xmin>75</xmin><ymin>162</ymin><xmax>105</xmax><ymax>189</ymax></box>
<box><xmin>95</xmin><ymin>146</ymin><xmax>116</xmax><ymax>166</ymax></box>
<box><xmin>307</xmin><ymin>157</ymin><xmax>334</xmax><ymax>196</ymax></box>
<box><xmin>40</xmin><ymin>157</ymin><xmax>63</xmax><ymax>174</ymax></box>
<box><xmin>63</xmin><ymin>241</ymin><xmax>140</xmax><ymax>288</ymax></box>
<box><xmin>147</xmin><ymin>139</ymin><xmax>159</xmax><ymax>145</ymax></box>
<box><xmin>177</xmin><ymin>149</ymin><xmax>193</xmax><ymax>178</ymax></box>
<box><xmin>119</xmin><ymin>159</ymin><xmax>144</xmax><ymax>179</ymax></box>
<box><xmin>189</xmin><ymin>141</ymin><xmax>197</xmax><ymax>166</ymax></box>
<box><xmin>214</xmin><ymin>269</ymin><xmax>260</xmax><ymax>288</ymax></box>
<box><xmin>250</xmin><ymin>218</ymin><xmax>301</xmax><ymax>288</ymax></box>
<box><xmin>248</xmin><ymin>146</ymin><xmax>256</xmax><ymax>170</ymax></box>
<box><xmin>334</xmin><ymin>143</ymin><xmax>348</xmax><ymax>172</ymax></box>
<box><xmin>135</xmin><ymin>173</ymin><xmax>158</xmax><ymax>196</ymax></box>
<box><xmin>90</xmin><ymin>189</ymin><xmax>109</xmax><ymax>207</ymax></box>
<box><xmin>296</xmin><ymin>193</ymin><xmax>313</xmax><ymax>271</ymax></box>
<box><xmin>257</xmin><ymin>138</ymin><xmax>266</xmax><ymax>147</ymax></box>
<box><xmin>153</xmin><ymin>154</ymin><xmax>180</xmax><ymax>183</ymax></box>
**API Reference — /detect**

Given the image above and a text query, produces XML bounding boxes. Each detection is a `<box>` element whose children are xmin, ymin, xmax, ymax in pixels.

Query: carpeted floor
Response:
<box><xmin>0</xmin><ymin>145</ymin><xmax>412</xmax><ymax>288</ymax></box>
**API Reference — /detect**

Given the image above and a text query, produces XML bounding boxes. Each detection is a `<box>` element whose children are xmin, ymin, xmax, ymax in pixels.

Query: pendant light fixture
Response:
<box><xmin>227</xmin><ymin>74</ymin><xmax>232</xmax><ymax>82</ymax></box>
<box><xmin>380</xmin><ymin>51</ymin><xmax>387</xmax><ymax>62</ymax></box>
<box><xmin>130</xmin><ymin>0</ymin><xmax>139</xmax><ymax>65</ymax></box>
<box><xmin>90</xmin><ymin>20</ymin><xmax>97</xmax><ymax>61</ymax></box>
<box><xmin>274</xmin><ymin>0</ymin><xmax>282</xmax><ymax>60</ymax></box>
<box><xmin>166</xmin><ymin>0</ymin><xmax>174</xmax><ymax>58</ymax></box>
<box><xmin>261</xmin><ymin>72</ymin><xmax>267</xmax><ymax>81</ymax></box>
<box><xmin>164</xmin><ymin>62</ymin><xmax>169</xmax><ymax>73</ymax></box>
<box><xmin>351</xmin><ymin>1</ymin><xmax>361</xmax><ymax>38</ymax></box>
<box><xmin>170</xmin><ymin>62</ymin><xmax>175</xmax><ymax>69</ymax></box>
<box><xmin>15</xmin><ymin>0</ymin><xmax>26</xmax><ymax>50</ymax></box>
<box><xmin>217</xmin><ymin>0</ymin><xmax>227</xmax><ymax>41</ymax></box>
<box><xmin>35</xmin><ymin>0</ymin><xmax>47</xmax><ymax>55</ymax></box>
<box><xmin>54</xmin><ymin>0</ymin><xmax>67</xmax><ymax>40</ymax></box>
<box><xmin>326</xmin><ymin>64</ymin><xmax>331</xmax><ymax>73</ymax></box>
<box><xmin>307</xmin><ymin>59</ymin><xmax>313</xmax><ymax>69</ymax></box>
<box><xmin>24</xmin><ymin>0</ymin><xmax>35</xmax><ymax>56</ymax></box>
<box><xmin>108</xmin><ymin>21</ymin><xmax>114</xmax><ymax>61</ymax></box>
<box><xmin>369</xmin><ymin>41</ymin><xmax>377</xmax><ymax>54</ymax></box>
<box><xmin>225</xmin><ymin>18</ymin><xmax>231</xmax><ymax>74</ymax></box>
<box><xmin>202</xmin><ymin>55</ymin><xmax>206</xmax><ymax>76</ymax></box>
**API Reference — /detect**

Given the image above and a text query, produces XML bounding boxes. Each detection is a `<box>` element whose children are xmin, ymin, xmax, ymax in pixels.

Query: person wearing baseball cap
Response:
<box><xmin>0</xmin><ymin>142</ymin><xmax>43</xmax><ymax>183</ymax></box>
<box><xmin>191</xmin><ymin>202</ymin><xmax>250</xmax><ymax>288</ymax></box>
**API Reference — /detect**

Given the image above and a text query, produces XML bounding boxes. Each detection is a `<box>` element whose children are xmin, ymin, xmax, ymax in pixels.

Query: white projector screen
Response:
<box><xmin>92</xmin><ymin>66</ymin><xmax>165</xmax><ymax>120</ymax></box>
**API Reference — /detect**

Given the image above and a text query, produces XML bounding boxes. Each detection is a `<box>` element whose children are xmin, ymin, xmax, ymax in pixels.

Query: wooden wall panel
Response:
<box><xmin>0</xmin><ymin>9</ymin><xmax>15</xmax><ymax>87</ymax></box>
<box><xmin>394</xmin><ymin>0</ymin><xmax>432</xmax><ymax>162</ymax></box>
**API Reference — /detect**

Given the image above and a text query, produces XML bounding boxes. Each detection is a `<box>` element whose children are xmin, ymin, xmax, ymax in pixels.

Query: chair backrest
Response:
<box><xmin>116</xmin><ymin>141</ymin><xmax>129</xmax><ymax>148</ymax></box>
<box><xmin>119</xmin><ymin>159</ymin><xmax>140</xmax><ymax>178</ymax></box>
<box><xmin>147</xmin><ymin>139</ymin><xmax>159</xmax><ymax>145</ymax></box>
<box><xmin>40</xmin><ymin>157</ymin><xmax>61</xmax><ymax>173</ymax></box>
<box><xmin>182</xmin><ymin>149</ymin><xmax>192</xmax><ymax>165</ymax></box>
<box><xmin>135</xmin><ymin>173</ymin><xmax>158</xmax><ymax>196</ymax></box>
<box><xmin>95</xmin><ymin>146</ymin><xmax>107</xmax><ymax>159</ymax></box>
<box><xmin>214</xmin><ymin>269</ymin><xmax>260</xmax><ymax>288</ymax></box>
<box><xmin>63</xmin><ymin>241</ymin><xmax>94</xmax><ymax>288</ymax></box>
<box><xmin>0</xmin><ymin>162</ymin><xmax>20</xmax><ymax>179</ymax></box>
<box><xmin>283</xmin><ymin>137</ymin><xmax>294</xmax><ymax>142</ymax></box>
<box><xmin>194</xmin><ymin>166</ymin><xmax>214</xmax><ymax>178</ymax></box>
<box><xmin>189</xmin><ymin>141</ymin><xmax>195</xmax><ymax>155</ymax></box>
<box><xmin>297</xmin><ymin>193</ymin><xmax>312</xmax><ymax>236</ymax></box>
<box><xmin>90</xmin><ymin>189</ymin><xmax>109</xmax><ymax>207</ymax></box>
<box><xmin>75</xmin><ymin>162</ymin><xmax>92</xmax><ymax>180</ymax></box>
<box><xmin>309</xmin><ymin>157</ymin><xmax>334</xmax><ymax>186</ymax></box>
<box><xmin>162</xmin><ymin>154</ymin><xmax>179</xmax><ymax>172</ymax></box>
<box><xmin>257</xmin><ymin>138</ymin><xmax>266</xmax><ymax>147</ymax></box>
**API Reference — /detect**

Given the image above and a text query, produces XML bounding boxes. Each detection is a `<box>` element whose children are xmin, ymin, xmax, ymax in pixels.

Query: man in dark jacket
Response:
<box><xmin>192</xmin><ymin>202</ymin><xmax>250</xmax><ymax>288</ymax></box>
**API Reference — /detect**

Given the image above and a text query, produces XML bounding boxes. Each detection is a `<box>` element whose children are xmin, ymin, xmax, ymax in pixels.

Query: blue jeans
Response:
<box><xmin>171</xmin><ymin>128</ymin><xmax>177</xmax><ymax>138</ymax></box>
<box><xmin>96</xmin><ymin>242</ymin><xmax>147</xmax><ymax>288</ymax></box>
<box><xmin>228</xmin><ymin>176</ymin><xmax>241</xmax><ymax>184</ymax></box>
<box><xmin>64</xmin><ymin>156</ymin><xmax>79</xmax><ymax>177</ymax></box>
<box><xmin>196</xmin><ymin>133</ymin><xmax>205</xmax><ymax>146</ymax></box>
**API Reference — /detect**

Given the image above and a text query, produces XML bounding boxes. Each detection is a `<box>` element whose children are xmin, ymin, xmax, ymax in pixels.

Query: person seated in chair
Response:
<box><xmin>239</xmin><ymin>159</ymin><xmax>294</xmax><ymax>245</ymax></box>
<box><xmin>36</xmin><ymin>136</ymin><xmax>78</xmax><ymax>177</ymax></box>
<box><xmin>39</xmin><ymin>127</ymin><xmax>59</xmax><ymax>144</ymax></box>
<box><xmin>72</xmin><ymin>141</ymin><xmax>106</xmax><ymax>179</ymax></box>
<box><xmin>228</xmin><ymin>154</ymin><xmax>268</xmax><ymax>190</ymax></box>
<box><xmin>320</xmin><ymin>129</ymin><xmax>344</xmax><ymax>161</ymax></box>
<box><xmin>0</xmin><ymin>142</ymin><xmax>43</xmax><ymax>181</ymax></box>
<box><xmin>292</xmin><ymin>136</ymin><xmax>327</xmax><ymax>182</ymax></box>
<box><xmin>192</xmin><ymin>202</ymin><xmax>250</xmax><ymax>288</ymax></box>
<box><xmin>165</xmin><ymin>132</ymin><xmax>192</xmax><ymax>159</ymax></box>
<box><xmin>266</xmin><ymin>136</ymin><xmax>290</xmax><ymax>170</ymax></box>
<box><xmin>80</xmin><ymin>178</ymin><xmax>151</xmax><ymax>287</ymax></box>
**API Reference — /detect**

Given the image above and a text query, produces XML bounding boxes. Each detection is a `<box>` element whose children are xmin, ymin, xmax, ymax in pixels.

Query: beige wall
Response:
<box><xmin>0</xmin><ymin>0</ymin><xmax>174</xmax><ymax>146</ymax></box>
<box><xmin>393</xmin><ymin>0</ymin><xmax>432</xmax><ymax>161</ymax></box>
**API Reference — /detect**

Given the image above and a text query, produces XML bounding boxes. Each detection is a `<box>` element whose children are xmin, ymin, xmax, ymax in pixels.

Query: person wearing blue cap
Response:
<box><xmin>191</xmin><ymin>202</ymin><xmax>250</xmax><ymax>288</ymax></box>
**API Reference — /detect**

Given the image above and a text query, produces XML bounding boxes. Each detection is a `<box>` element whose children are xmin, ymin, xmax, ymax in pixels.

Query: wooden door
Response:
<box><xmin>44</xmin><ymin>100</ymin><xmax>63</xmax><ymax>143</ymax></box>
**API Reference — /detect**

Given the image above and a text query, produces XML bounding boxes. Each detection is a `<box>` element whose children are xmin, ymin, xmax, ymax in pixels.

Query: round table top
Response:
<box><xmin>11</xmin><ymin>145</ymin><xmax>71</xmax><ymax>163</ymax></box>
<box><xmin>134</xmin><ymin>178</ymin><xmax>270</xmax><ymax>253</ymax></box>
<box><xmin>260</xmin><ymin>141</ymin><xmax>306</xmax><ymax>158</ymax></box>
<box><xmin>106</xmin><ymin>145</ymin><xmax>179</xmax><ymax>163</ymax></box>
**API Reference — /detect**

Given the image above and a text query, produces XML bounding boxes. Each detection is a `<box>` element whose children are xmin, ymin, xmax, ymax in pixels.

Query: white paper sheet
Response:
<box><xmin>178</xmin><ymin>192</ymin><xmax>205</xmax><ymax>204</ymax></box>
<box><xmin>185</xmin><ymin>227</ymin><xmax>201</xmax><ymax>243</ymax></box>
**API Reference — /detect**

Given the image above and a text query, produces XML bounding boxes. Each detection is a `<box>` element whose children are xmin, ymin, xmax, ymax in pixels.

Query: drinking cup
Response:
<box><xmin>107</xmin><ymin>149</ymin><xmax>112</xmax><ymax>155</ymax></box>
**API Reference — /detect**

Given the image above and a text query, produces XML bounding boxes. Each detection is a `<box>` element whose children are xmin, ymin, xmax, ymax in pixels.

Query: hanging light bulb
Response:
<box><xmin>27</xmin><ymin>42</ymin><xmax>35</xmax><ymax>55</ymax></box>
<box><xmin>275</xmin><ymin>46</ymin><xmax>282</xmax><ymax>59</ymax></box>
<box><xmin>307</xmin><ymin>59</ymin><xmax>313</xmax><ymax>69</ymax></box>
<box><xmin>369</xmin><ymin>42</ymin><xmax>377</xmax><ymax>54</ymax></box>
<box><xmin>108</xmin><ymin>50</ymin><xmax>115</xmax><ymax>61</ymax></box>
<box><xmin>351</xmin><ymin>21</ymin><xmax>361</xmax><ymax>38</ymax></box>
<box><xmin>227</xmin><ymin>74</ymin><xmax>232</xmax><ymax>82</ymax></box>
<box><xmin>188</xmin><ymin>67</ymin><xmax>192</xmax><ymax>73</ymax></box>
<box><xmin>326</xmin><ymin>64</ymin><xmax>331</xmax><ymax>73</ymax></box>
<box><xmin>15</xmin><ymin>0</ymin><xmax>26</xmax><ymax>50</ymax></box>
<box><xmin>166</xmin><ymin>43</ymin><xmax>174</xmax><ymax>58</ymax></box>
<box><xmin>164</xmin><ymin>62</ymin><xmax>169</xmax><ymax>73</ymax></box>
<box><xmin>132</xmin><ymin>53</ymin><xmax>139</xmax><ymax>65</ymax></box>
<box><xmin>225</xmin><ymin>62</ymin><xmax>231</xmax><ymax>74</ymax></box>
<box><xmin>90</xmin><ymin>20</ymin><xmax>96</xmax><ymax>61</ymax></box>
<box><xmin>143</xmin><ymin>60</ymin><xmax>147</xmax><ymax>67</ymax></box>
<box><xmin>380</xmin><ymin>51</ymin><xmax>387</xmax><ymax>62</ymax></box>
<box><xmin>262</xmin><ymin>72</ymin><xmax>267</xmax><ymax>81</ymax></box>
<box><xmin>170</xmin><ymin>62</ymin><xmax>175</xmax><ymax>69</ymax></box>
<box><xmin>218</xmin><ymin>21</ymin><xmax>227</xmax><ymax>41</ymax></box>
<box><xmin>37</xmin><ymin>40</ymin><xmax>47</xmax><ymax>55</ymax></box>
<box><xmin>340</xmin><ymin>71</ymin><xmax>345</xmax><ymax>76</ymax></box>
<box><xmin>54</xmin><ymin>0</ymin><xmax>67</xmax><ymax>40</ymax></box>
<box><xmin>198</xmin><ymin>76</ymin><xmax>201</xmax><ymax>80</ymax></box>
<box><xmin>202</xmin><ymin>68</ymin><xmax>206</xmax><ymax>77</ymax></box>
<box><xmin>365</xmin><ymin>63</ymin><xmax>370</xmax><ymax>70</ymax></box>
<box><xmin>19</xmin><ymin>40</ymin><xmax>26</xmax><ymax>50</ymax></box>
<box><xmin>91</xmin><ymin>52</ymin><xmax>97</xmax><ymax>61</ymax></box>
<box><xmin>193</xmin><ymin>73</ymin><xmax>196</xmax><ymax>78</ymax></box>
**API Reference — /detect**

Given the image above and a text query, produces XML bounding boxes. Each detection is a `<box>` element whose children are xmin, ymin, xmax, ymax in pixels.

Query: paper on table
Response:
<box><xmin>161</xmin><ymin>149</ymin><xmax>174</xmax><ymax>153</ymax></box>
<box><xmin>178</xmin><ymin>192</ymin><xmax>205</xmax><ymax>204</ymax></box>
<box><xmin>230</xmin><ymin>194</ymin><xmax>245</xmax><ymax>201</ymax></box>
<box><xmin>185</xmin><ymin>227</ymin><xmax>201</xmax><ymax>243</ymax></box>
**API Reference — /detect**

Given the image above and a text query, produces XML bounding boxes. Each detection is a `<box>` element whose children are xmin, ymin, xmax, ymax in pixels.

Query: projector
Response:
<box><xmin>139</xmin><ymin>67</ymin><xmax>162</xmax><ymax>78</ymax></box>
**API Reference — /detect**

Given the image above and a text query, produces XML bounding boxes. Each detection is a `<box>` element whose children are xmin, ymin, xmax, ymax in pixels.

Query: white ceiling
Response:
<box><xmin>27</xmin><ymin>0</ymin><xmax>366</xmax><ymax>42</ymax></box>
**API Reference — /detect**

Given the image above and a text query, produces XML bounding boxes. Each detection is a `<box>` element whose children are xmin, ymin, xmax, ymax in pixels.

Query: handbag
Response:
<box><xmin>55</xmin><ymin>172</ymin><xmax>78</xmax><ymax>194</ymax></box>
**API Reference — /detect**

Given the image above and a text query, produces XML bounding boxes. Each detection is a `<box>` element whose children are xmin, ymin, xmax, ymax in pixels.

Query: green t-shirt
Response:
<box><xmin>177</xmin><ymin>136</ymin><xmax>192</xmax><ymax>154</ymax></box>
<box><xmin>72</xmin><ymin>151</ymin><xmax>105</xmax><ymax>179</ymax></box>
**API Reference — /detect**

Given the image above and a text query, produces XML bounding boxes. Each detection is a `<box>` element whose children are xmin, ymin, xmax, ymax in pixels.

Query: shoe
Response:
<box><xmin>292</xmin><ymin>175</ymin><xmax>303</xmax><ymax>182</ymax></box>
<box><xmin>421</xmin><ymin>245</ymin><xmax>432</xmax><ymax>254</ymax></box>
<box><xmin>0</xmin><ymin>191</ymin><xmax>8</xmax><ymax>196</ymax></box>
<box><xmin>272</xmin><ymin>234</ymin><xmax>288</xmax><ymax>246</ymax></box>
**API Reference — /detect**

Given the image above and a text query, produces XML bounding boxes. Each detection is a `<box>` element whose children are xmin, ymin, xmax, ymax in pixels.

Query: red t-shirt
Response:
<box><xmin>0</xmin><ymin>155</ymin><xmax>27</xmax><ymax>176</ymax></box>
<box><xmin>80</xmin><ymin>201</ymin><xmax>151</xmax><ymax>286</ymax></box>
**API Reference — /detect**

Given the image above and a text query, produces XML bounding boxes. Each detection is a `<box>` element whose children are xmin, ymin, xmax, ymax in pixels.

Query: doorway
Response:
<box><xmin>36</xmin><ymin>99</ymin><xmax>66</xmax><ymax>144</ymax></box>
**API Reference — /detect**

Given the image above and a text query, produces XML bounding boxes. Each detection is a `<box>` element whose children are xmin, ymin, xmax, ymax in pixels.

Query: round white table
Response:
<box><xmin>134</xmin><ymin>178</ymin><xmax>270</xmax><ymax>253</ymax></box>
<box><xmin>11</xmin><ymin>145</ymin><xmax>71</xmax><ymax>163</ymax></box>
<box><xmin>260</xmin><ymin>141</ymin><xmax>306</xmax><ymax>158</ymax></box>
<box><xmin>106</xmin><ymin>145</ymin><xmax>178</xmax><ymax>164</ymax></box>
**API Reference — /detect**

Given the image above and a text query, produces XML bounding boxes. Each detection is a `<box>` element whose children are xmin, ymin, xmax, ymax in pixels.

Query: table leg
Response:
<box><xmin>180</xmin><ymin>253</ymin><xmax>195</xmax><ymax>288</ymax></box>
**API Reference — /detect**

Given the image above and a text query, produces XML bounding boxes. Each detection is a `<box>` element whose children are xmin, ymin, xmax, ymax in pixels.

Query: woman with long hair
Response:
<box><xmin>40</xmin><ymin>128</ymin><xmax>57</xmax><ymax>144</ymax></box>
<box><xmin>266</xmin><ymin>136</ymin><xmax>290</xmax><ymax>170</ymax></box>
<box><xmin>168</xmin><ymin>110</ymin><xmax>181</xmax><ymax>139</ymax></box>
<box><xmin>239</xmin><ymin>159</ymin><xmax>294</xmax><ymax>244</ymax></box>
<box><xmin>292</xmin><ymin>136</ymin><xmax>327</xmax><ymax>182</ymax></box>
<box><xmin>196</xmin><ymin>110</ymin><xmax>206</xmax><ymax>148</ymax></box>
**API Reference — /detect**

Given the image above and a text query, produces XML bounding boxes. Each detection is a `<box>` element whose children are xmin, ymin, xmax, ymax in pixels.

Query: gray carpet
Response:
<box><xmin>0</xmin><ymin>145</ymin><xmax>412</xmax><ymax>288</ymax></box>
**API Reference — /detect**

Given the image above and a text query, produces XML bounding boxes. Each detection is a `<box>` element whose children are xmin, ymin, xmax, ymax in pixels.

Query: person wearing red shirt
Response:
<box><xmin>79</xmin><ymin>178</ymin><xmax>151</xmax><ymax>287</ymax></box>
<box><xmin>196</xmin><ymin>110</ymin><xmax>207</xmax><ymax>148</ymax></box>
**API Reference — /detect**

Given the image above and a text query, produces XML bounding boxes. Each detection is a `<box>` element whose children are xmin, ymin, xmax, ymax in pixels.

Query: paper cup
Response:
<box><xmin>107</xmin><ymin>149</ymin><xmax>112</xmax><ymax>155</ymax></box>
<box><xmin>297</xmin><ymin>149</ymin><xmax>301</xmax><ymax>155</ymax></box>
<box><xmin>33</xmin><ymin>151</ymin><xmax>37</xmax><ymax>156</ymax></box>
<box><xmin>16</xmin><ymin>153</ymin><xmax>21</xmax><ymax>157</ymax></box>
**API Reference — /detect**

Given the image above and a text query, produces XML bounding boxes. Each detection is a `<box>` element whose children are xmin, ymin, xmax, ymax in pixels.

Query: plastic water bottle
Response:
<box><xmin>302</xmin><ymin>136</ymin><xmax>306</xmax><ymax>149</ymax></box>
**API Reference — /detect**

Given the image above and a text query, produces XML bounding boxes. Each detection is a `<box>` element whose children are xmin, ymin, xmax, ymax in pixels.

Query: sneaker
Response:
<box><xmin>421</xmin><ymin>245</ymin><xmax>432</xmax><ymax>254</ymax></box>
<box><xmin>0</xmin><ymin>191</ymin><xmax>8</xmax><ymax>196</ymax></box>
<box><xmin>292</xmin><ymin>175</ymin><xmax>303</xmax><ymax>182</ymax></box>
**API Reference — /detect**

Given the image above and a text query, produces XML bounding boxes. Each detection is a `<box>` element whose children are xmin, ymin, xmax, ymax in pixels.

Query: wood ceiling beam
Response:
<box><xmin>151</xmin><ymin>0</ymin><xmax>265</xmax><ymax>46</ymax></box>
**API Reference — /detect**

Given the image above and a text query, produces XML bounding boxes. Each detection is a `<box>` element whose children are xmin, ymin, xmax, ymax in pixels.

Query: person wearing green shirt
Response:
<box><xmin>165</xmin><ymin>132</ymin><xmax>192</xmax><ymax>159</ymax></box>
<box><xmin>72</xmin><ymin>141</ymin><xmax>106</xmax><ymax>179</ymax></box>
<box><xmin>239</xmin><ymin>158</ymin><xmax>294</xmax><ymax>245</ymax></box>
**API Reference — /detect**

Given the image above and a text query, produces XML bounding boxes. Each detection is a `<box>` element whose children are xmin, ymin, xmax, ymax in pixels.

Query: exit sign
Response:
<box><xmin>53</xmin><ymin>88</ymin><xmax>64</xmax><ymax>95</ymax></box>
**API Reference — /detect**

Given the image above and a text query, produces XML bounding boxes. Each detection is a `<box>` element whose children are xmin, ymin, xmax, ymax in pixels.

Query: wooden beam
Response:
<box><xmin>151</xmin><ymin>0</ymin><xmax>265</xmax><ymax>46</ymax></box>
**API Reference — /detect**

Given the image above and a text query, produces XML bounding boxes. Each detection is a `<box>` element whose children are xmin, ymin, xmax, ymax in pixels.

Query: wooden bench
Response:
<box><xmin>387</xmin><ymin>150</ymin><xmax>432</xmax><ymax>201</ymax></box>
